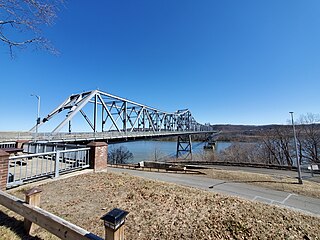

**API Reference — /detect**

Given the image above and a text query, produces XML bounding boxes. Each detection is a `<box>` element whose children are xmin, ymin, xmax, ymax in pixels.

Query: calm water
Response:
<box><xmin>108</xmin><ymin>140</ymin><xmax>231</xmax><ymax>163</ymax></box>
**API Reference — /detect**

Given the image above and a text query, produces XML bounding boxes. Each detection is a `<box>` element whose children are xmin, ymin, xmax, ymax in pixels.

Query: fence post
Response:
<box><xmin>54</xmin><ymin>151</ymin><xmax>60</xmax><ymax>178</ymax></box>
<box><xmin>0</xmin><ymin>150</ymin><xmax>9</xmax><ymax>191</ymax></box>
<box><xmin>24</xmin><ymin>187</ymin><xmax>42</xmax><ymax>235</ymax></box>
<box><xmin>101</xmin><ymin>208</ymin><xmax>129</xmax><ymax>240</ymax></box>
<box><xmin>87</xmin><ymin>142</ymin><xmax>108</xmax><ymax>172</ymax></box>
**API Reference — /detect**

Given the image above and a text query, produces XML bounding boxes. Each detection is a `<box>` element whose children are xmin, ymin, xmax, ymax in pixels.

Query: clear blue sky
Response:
<box><xmin>1</xmin><ymin>0</ymin><xmax>320</xmax><ymax>131</ymax></box>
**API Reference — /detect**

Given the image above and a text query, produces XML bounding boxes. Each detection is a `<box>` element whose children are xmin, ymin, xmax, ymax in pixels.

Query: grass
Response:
<box><xmin>200</xmin><ymin>168</ymin><xmax>320</xmax><ymax>199</ymax></box>
<box><xmin>0</xmin><ymin>171</ymin><xmax>319</xmax><ymax>239</ymax></box>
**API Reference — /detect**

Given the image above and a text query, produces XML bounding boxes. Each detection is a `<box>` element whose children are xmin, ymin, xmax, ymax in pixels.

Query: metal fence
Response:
<box><xmin>25</xmin><ymin>142</ymin><xmax>85</xmax><ymax>154</ymax></box>
<box><xmin>7</xmin><ymin>147</ymin><xmax>90</xmax><ymax>188</ymax></box>
<box><xmin>0</xmin><ymin>141</ymin><xmax>16</xmax><ymax>149</ymax></box>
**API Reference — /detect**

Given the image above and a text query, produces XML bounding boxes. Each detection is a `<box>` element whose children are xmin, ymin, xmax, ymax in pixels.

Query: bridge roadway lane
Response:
<box><xmin>109</xmin><ymin>167</ymin><xmax>320</xmax><ymax>217</ymax></box>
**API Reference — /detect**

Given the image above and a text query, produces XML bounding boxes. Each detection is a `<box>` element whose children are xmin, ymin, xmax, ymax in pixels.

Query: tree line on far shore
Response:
<box><xmin>215</xmin><ymin>113</ymin><xmax>320</xmax><ymax>167</ymax></box>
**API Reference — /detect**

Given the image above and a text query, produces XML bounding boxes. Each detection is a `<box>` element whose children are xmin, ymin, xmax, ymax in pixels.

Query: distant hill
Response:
<box><xmin>210</xmin><ymin>123</ymin><xmax>320</xmax><ymax>142</ymax></box>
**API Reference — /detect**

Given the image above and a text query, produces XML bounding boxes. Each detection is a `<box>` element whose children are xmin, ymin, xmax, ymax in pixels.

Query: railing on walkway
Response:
<box><xmin>7</xmin><ymin>148</ymin><xmax>90</xmax><ymax>188</ymax></box>
<box><xmin>0</xmin><ymin>141</ymin><xmax>16</xmax><ymax>149</ymax></box>
<box><xmin>25</xmin><ymin>142</ymin><xmax>84</xmax><ymax>154</ymax></box>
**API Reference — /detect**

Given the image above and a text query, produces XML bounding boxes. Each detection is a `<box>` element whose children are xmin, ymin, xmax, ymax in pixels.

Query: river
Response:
<box><xmin>108</xmin><ymin>140</ymin><xmax>231</xmax><ymax>163</ymax></box>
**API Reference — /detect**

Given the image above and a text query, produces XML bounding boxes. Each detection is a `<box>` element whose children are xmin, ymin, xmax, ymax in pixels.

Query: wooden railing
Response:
<box><xmin>0</xmin><ymin>188</ymin><xmax>128</xmax><ymax>240</ymax></box>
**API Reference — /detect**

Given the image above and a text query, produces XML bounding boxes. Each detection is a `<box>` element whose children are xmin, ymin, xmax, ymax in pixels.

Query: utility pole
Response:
<box><xmin>31</xmin><ymin>94</ymin><xmax>41</xmax><ymax>134</ymax></box>
<box><xmin>289</xmin><ymin>112</ymin><xmax>303</xmax><ymax>184</ymax></box>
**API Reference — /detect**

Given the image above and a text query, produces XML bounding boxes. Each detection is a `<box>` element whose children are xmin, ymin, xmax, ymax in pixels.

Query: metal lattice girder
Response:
<box><xmin>176</xmin><ymin>135</ymin><xmax>193</xmax><ymax>160</ymax></box>
<box><xmin>31</xmin><ymin>90</ymin><xmax>209</xmax><ymax>133</ymax></box>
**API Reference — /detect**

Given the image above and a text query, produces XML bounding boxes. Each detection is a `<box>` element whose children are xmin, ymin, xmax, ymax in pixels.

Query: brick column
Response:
<box><xmin>15</xmin><ymin>140</ymin><xmax>29</xmax><ymax>149</ymax></box>
<box><xmin>0</xmin><ymin>150</ymin><xmax>9</xmax><ymax>191</ymax></box>
<box><xmin>87</xmin><ymin>141</ymin><xmax>108</xmax><ymax>172</ymax></box>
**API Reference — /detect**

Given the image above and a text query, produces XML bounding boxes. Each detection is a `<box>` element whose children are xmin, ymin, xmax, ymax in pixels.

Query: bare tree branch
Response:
<box><xmin>0</xmin><ymin>0</ymin><xmax>64</xmax><ymax>57</ymax></box>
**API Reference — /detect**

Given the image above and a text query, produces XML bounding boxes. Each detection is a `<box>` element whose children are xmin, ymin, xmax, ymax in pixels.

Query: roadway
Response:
<box><xmin>108</xmin><ymin>167</ymin><xmax>320</xmax><ymax>217</ymax></box>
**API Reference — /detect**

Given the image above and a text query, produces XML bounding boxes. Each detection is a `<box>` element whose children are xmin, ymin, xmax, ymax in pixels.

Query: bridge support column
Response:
<box><xmin>176</xmin><ymin>135</ymin><xmax>192</xmax><ymax>160</ymax></box>
<box><xmin>0</xmin><ymin>150</ymin><xmax>9</xmax><ymax>191</ymax></box>
<box><xmin>87</xmin><ymin>141</ymin><xmax>108</xmax><ymax>172</ymax></box>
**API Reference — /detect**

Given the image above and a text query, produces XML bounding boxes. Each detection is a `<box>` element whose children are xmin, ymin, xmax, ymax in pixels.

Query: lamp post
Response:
<box><xmin>31</xmin><ymin>94</ymin><xmax>41</xmax><ymax>134</ymax></box>
<box><xmin>289</xmin><ymin>112</ymin><xmax>303</xmax><ymax>184</ymax></box>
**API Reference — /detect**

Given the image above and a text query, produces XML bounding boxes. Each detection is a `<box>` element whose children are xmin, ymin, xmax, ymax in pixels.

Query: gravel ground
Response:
<box><xmin>1</xmin><ymin>171</ymin><xmax>320</xmax><ymax>239</ymax></box>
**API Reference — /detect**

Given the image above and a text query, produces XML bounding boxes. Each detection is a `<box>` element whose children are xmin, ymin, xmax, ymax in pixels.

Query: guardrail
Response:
<box><xmin>0</xmin><ymin>141</ymin><xmax>16</xmax><ymax>148</ymax></box>
<box><xmin>0</xmin><ymin>189</ymin><xmax>103</xmax><ymax>240</ymax></box>
<box><xmin>0</xmin><ymin>188</ymin><xmax>130</xmax><ymax>240</ymax></box>
<box><xmin>108</xmin><ymin>163</ymin><xmax>204</xmax><ymax>174</ymax></box>
<box><xmin>7</xmin><ymin>148</ymin><xmax>90</xmax><ymax>188</ymax></box>
<box><xmin>167</xmin><ymin>160</ymin><xmax>297</xmax><ymax>170</ymax></box>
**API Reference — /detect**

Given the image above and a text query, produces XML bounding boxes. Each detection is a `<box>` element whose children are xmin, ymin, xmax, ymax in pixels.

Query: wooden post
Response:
<box><xmin>101</xmin><ymin>208</ymin><xmax>129</xmax><ymax>240</ymax></box>
<box><xmin>24</xmin><ymin>187</ymin><xmax>42</xmax><ymax>235</ymax></box>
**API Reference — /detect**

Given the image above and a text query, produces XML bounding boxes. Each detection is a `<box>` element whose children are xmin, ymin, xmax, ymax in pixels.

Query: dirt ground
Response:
<box><xmin>0</xmin><ymin>171</ymin><xmax>319</xmax><ymax>239</ymax></box>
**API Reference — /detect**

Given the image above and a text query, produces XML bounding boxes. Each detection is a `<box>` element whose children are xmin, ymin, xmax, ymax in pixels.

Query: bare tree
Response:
<box><xmin>297</xmin><ymin>113</ymin><xmax>320</xmax><ymax>164</ymax></box>
<box><xmin>0</xmin><ymin>0</ymin><xmax>64</xmax><ymax>57</ymax></box>
<box><xmin>218</xmin><ymin>143</ymin><xmax>263</xmax><ymax>164</ymax></box>
<box><xmin>108</xmin><ymin>146</ymin><xmax>133</xmax><ymax>164</ymax></box>
<box><xmin>262</xmin><ymin>126</ymin><xmax>294</xmax><ymax>166</ymax></box>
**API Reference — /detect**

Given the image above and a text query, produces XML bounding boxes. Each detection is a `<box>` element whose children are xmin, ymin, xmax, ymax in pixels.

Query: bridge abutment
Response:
<box><xmin>87</xmin><ymin>141</ymin><xmax>108</xmax><ymax>172</ymax></box>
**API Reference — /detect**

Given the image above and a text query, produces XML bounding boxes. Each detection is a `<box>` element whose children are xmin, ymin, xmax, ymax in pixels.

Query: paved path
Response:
<box><xmin>109</xmin><ymin>167</ymin><xmax>320</xmax><ymax>217</ymax></box>
<box><xmin>203</xmin><ymin>165</ymin><xmax>320</xmax><ymax>182</ymax></box>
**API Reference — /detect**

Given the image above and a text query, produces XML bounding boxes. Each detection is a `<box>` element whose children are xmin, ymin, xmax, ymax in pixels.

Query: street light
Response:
<box><xmin>289</xmin><ymin>111</ymin><xmax>303</xmax><ymax>184</ymax></box>
<box><xmin>31</xmin><ymin>94</ymin><xmax>41</xmax><ymax>134</ymax></box>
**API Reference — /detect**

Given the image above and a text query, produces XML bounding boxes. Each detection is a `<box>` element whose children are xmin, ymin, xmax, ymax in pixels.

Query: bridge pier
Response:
<box><xmin>87</xmin><ymin>141</ymin><xmax>108</xmax><ymax>172</ymax></box>
<box><xmin>176</xmin><ymin>135</ymin><xmax>192</xmax><ymax>160</ymax></box>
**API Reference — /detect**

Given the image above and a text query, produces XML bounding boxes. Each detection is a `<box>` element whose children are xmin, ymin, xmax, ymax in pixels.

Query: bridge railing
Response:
<box><xmin>30</xmin><ymin>130</ymin><xmax>214</xmax><ymax>142</ymax></box>
<box><xmin>7</xmin><ymin>147</ymin><xmax>90</xmax><ymax>188</ymax></box>
<box><xmin>0</xmin><ymin>141</ymin><xmax>16</xmax><ymax>149</ymax></box>
<box><xmin>0</xmin><ymin>132</ymin><xmax>33</xmax><ymax>141</ymax></box>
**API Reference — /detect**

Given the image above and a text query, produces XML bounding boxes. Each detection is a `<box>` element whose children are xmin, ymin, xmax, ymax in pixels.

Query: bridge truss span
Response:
<box><xmin>31</xmin><ymin>90</ymin><xmax>212</xmax><ymax>134</ymax></box>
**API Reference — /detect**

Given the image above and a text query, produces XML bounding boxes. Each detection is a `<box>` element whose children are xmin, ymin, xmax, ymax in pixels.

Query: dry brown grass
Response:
<box><xmin>0</xmin><ymin>172</ymin><xmax>320</xmax><ymax>239</ymax></box>
<box><xmin>200</xmin><ymin>168</ymin><xmax>320</xmax><ymax>199</ymax></box>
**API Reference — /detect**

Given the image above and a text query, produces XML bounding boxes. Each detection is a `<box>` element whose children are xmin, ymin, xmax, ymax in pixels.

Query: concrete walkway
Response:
<box><xmin>109</xmin><ymin>167</ymin><xmax>320</xmax><ymax>217</ymax></box>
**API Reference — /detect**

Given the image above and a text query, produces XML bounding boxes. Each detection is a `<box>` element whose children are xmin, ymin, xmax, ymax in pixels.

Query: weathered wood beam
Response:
<box><xmin>0</xmin><ymin>190</ymin><xmax>103</xmax><ymax>240</ymax></box>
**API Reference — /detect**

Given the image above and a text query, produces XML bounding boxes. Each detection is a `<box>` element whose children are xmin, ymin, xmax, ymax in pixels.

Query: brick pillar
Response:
<box><xmin>0</xmin><ymin>150</ymin><xmax>9</xmax><ymax>191</ymax></box>
<box><xmin>15</xmin><ymin>140</ymin><xmax>29</xmax><ymax>149</ymax></box>
<box><xmin>87</xmin><ymin>141</ymin><xmax>108</xmax><ymax>172</ymax></box>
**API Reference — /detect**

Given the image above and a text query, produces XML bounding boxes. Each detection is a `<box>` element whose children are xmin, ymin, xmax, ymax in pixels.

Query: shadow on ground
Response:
<box><xmin>0</xmin><ymin>211</ymin><xmax>42</xmax><ymax>240</ymax></box>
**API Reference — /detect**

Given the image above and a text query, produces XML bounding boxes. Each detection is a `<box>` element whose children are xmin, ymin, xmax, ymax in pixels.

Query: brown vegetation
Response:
<box><xmin>0</xmin><ymin>172</ymin><xmax>319</xmax><ymax>239</ymax></box>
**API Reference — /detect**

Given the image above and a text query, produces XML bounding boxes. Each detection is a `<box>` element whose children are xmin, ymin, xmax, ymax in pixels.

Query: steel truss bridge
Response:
<box><xmin>27</xmin><ymin>89</ymin><xmax>214</xmax><ymax>143</ymax></box>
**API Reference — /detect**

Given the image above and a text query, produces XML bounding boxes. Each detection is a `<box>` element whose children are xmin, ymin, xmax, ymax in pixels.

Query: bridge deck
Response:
<box><xmin>0</xmin><ymin>131</ymin><xmax>216</xmax><ymax>143</ymax></box>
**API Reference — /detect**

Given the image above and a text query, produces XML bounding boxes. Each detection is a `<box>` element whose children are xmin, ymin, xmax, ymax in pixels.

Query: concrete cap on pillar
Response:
<box><xmin>87</xmin><ymin>141</ymin><xmax>108</xmax><ymax>147</ymax></box>
<box><xmin>101</xmin><ymin>208</ymin><xmax>129</xmax><ymax>230</ymax></box>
